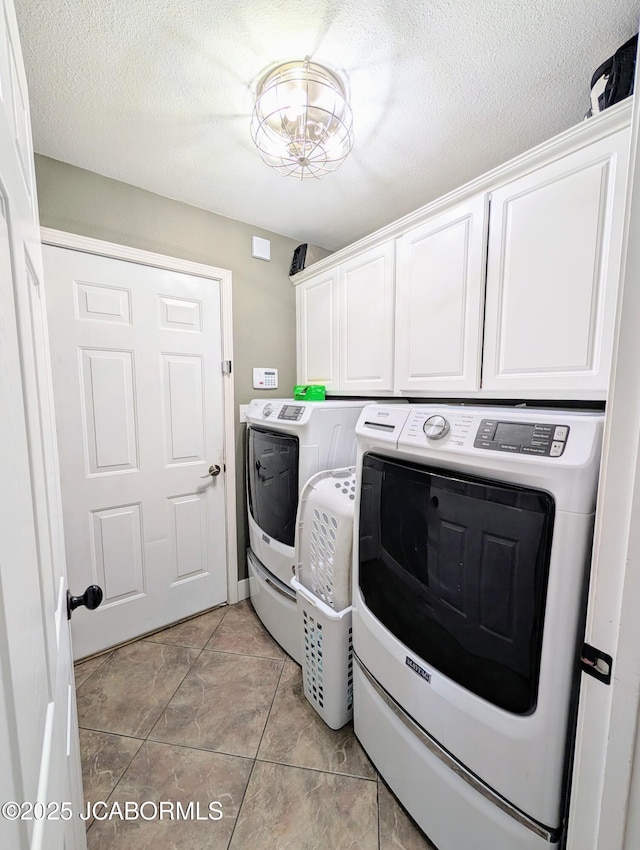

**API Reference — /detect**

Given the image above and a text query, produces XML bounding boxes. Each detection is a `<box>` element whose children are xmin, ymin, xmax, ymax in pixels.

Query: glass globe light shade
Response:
<box><xmin>251</xmin><ymin>59</ymin><xmax>354</xmax><ymax>179</ymax></box>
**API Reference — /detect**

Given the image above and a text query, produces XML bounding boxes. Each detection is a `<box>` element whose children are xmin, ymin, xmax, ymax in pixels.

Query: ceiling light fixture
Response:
<box><xmin>250</xmin><ymin>58</ymin><xmax>354</xmax><ymax>179</ymax></box>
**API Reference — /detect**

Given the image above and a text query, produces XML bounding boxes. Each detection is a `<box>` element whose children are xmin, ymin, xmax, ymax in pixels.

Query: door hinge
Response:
<box><xmin>580</xmin><ymin>643</ymin><xmax>613</xmax><ymax>685</ymax></box>
<box><xmin>222</xmin><ymin>360</ymin><xmax>232</xmax><ymax>375</ymax></box>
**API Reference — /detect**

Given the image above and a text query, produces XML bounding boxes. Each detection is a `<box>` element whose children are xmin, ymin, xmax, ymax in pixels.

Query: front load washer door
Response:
<box><xmin>358</xmin><ymin>452</ymin><xmax>555</xmax><ymax>714</ymax></box>
<box><xmin>247</xmin><ymin>426</ymin><xmax>300</xmax><ymax>547</ymax></box>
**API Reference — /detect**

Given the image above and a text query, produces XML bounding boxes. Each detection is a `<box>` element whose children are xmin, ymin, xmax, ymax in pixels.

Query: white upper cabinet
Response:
<box><xmin>293</xmin><ymin>104</ymin><xmax>631</xmax><ymax>400</ymax></box>
<box><xmin>482</xmin><ymin>128</ymin><xmax>630</xmax><ymax>396</ymax></box>
<box><xmin>296</xmin><ymin>268</ymin><xmax>339</xmax><ymax>391</ymax></box>
<box><xmin>295</xmin><ymin>242</ymin><xmax>395</xmax><ymax>394</ymax></box>
<box><xmin>339</xmin><ymin>242</ymin><xmax>395</xmax><ymax>393</ymax></box>
<box><xmin>394</xmin><ymin>195</ymin><xmax>488</xmax><ymax>394</ymax></box>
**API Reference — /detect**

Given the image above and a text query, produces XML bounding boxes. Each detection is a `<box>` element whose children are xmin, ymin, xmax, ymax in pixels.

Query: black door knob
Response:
<box><xmin>67</xmin><ymin>585</ymin><xmax>103</xmax><ymax>620</ymax></box>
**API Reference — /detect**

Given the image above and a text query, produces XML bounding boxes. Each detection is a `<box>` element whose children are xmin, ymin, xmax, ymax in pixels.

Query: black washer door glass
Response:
<box><xmin>248</xmin><ymin>427</ymin><xmax>299</xmax><ymax>547</ymax></box>
<box><xmin>358</xmin><ymin>453</ymin><xmax>555</xmax><ymax>714</ymax></box>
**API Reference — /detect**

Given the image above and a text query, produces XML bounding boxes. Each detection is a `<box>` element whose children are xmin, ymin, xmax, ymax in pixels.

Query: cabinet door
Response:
<box><xmin>296</xmin><ymin>269</ymin><xmax>339</xmax><ymax>390</ymax></box>
<box><xmin>339</xmin><ymin>242</ymin><xmax>395</xmax><ymax>393</ymax></box>
<box><xmin>394</xmin><ymin>195</ymin><xmax>488</xmax><ymax>394</ymax></box>
<box><xmin>482</xmin><ymin>128</ymin><xmax>630</xmax><ymax>397</ymax></box>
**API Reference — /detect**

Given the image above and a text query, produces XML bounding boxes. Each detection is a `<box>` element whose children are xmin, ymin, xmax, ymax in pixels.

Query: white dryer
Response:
<box><xmin>246</xmin><ymin>399</ymin><xmax>369</xmax><ymax>662</ymax></box>
<box><xmin>352</xmin><ymin>403</ymin><xmax>605</xmax><ymax>850</ymax></box>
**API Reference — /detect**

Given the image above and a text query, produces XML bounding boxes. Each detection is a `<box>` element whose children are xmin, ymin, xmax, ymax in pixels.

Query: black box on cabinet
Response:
<box><xmin>290</xmin><ymin>244</ymin><xmax>331</xmax><ymax>276</ymax></box>
<box><xmin>587</xmin><ymin>33</ymin><xmax>638</xmax><ymax>117</ymax></box>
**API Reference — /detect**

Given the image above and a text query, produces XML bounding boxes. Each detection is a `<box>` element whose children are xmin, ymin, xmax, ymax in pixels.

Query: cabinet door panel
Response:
<box><xmin>340</xmin><ymin>242</ymin><xmax>395</xmax><ymax>393</ymax></box>
<box><xmin>296</xmin><ymin>271</ymin><xmax>339</xmax><ymax>389</ymax></box>
<box><xmin>483</xmin><ymin>129</ymin><xmax>630</xmax><ymax>395</ymax></box>
<box><xmin>394</xmin><ymin>195</ymin><xmax>488</xmax><ymax>393</ymax></box>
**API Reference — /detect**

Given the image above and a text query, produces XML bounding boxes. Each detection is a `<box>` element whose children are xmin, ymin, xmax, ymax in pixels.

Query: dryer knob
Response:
<box><xmin>423</xmin><ymin>415</ymin><xmax>450</xmax><ymax>440</ymax></box>
<box><xmin>263</xmin><ymin>403</ymin><xmax>273</xmax><ymax>417</ymax></box>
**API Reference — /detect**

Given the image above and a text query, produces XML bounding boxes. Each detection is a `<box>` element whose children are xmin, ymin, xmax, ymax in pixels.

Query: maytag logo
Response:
<box><xmin>406</xmin><ymin>656</ymin><xmax>432</xmax><ymax>682</ymax></box>
<box><xmin>262</xmin><ymin>533</ymin><xmax>270</xmax><ymax>544</ymax></box>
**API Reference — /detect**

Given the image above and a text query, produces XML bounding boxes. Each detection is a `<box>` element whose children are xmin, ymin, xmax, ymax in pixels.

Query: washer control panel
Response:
<box><xmin>398</xmin><ymin>407</ymin><xmax>579</xmax><ymax>460</ymax></box>
<box><xmin>473</xmin><ymin>419</ymin><xmax>570</xmax><ymax>457</ymax></box>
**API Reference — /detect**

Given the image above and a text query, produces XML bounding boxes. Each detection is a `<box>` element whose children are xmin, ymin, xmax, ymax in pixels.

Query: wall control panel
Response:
<box><xmin>252</xmin><ymin>367</ymin><xmax>278</xmax><ymax>389</ymax></box>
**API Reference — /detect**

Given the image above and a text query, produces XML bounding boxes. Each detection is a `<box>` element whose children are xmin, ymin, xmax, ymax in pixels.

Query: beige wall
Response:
<box><xmin>34</xmin><ymin>154</ymin><xmax>300</xmax><ymax>582</ymax></box>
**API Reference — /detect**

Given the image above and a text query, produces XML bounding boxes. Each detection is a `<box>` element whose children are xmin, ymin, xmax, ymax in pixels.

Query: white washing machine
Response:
<box><xmin>246</xmin><ymin>398</ymin><xmax>369</xmax><ymax>662</ymax></box>
<box><xmin>352</xmin><ymin>403</ymin><xmax>605</xmax><ymax>850</ymax></box>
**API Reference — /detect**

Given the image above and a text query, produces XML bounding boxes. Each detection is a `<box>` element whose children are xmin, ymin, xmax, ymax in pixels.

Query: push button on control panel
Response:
<box><xmin>477</xmin><ymin>422</ymin><xmax>497</xmax><ymax>439</ymax></box>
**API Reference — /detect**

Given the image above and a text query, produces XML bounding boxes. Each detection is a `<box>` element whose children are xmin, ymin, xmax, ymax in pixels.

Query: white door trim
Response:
<box><xmin>40</xmin><ymin>227</ymin><xmax>239</xmax><ymax>605</ymax></box>
<box><xmin>565</xmin><ymin>49</ymin><xmax>640</xmax><ymax>850</ymax></box>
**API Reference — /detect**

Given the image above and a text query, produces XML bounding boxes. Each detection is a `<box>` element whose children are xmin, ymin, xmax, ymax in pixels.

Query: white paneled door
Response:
<box><xmin>43</xmin><ymin>247</ymin><xmax>228</xmax><ymax>658</ymax></box>
<box><xmin>1</xmin><ymin>1</ymin><xmax>85</xmax><ymax>848</ymax></box>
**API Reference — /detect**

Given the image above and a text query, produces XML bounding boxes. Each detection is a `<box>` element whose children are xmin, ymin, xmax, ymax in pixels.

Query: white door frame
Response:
<box><xmin>565</xmin><ymin>54</ymin><xmax>640</xmax><ymax>850</ymax></box>
<box><xmin>40</xmin><ymin>227</ymin><xmax>239</xmax><ymax>606</ymax></box>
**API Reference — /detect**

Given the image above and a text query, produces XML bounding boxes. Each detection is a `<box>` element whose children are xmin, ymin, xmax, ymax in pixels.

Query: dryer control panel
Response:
<box><xmin>473</xmin><ymin>419</ymin><xmax>570</xmax><ymax>457</ymax></box>
<box><xmin>277</xmin><ymin>404</ymin><xmax>304</xmax><ymax>421</ymax></box>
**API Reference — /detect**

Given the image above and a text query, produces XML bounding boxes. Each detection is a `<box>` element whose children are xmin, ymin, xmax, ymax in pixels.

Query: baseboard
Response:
<box><xmin>237</xmin><ymin>577</ymin><xmax>250</xmax><ymax>601</ymax></box>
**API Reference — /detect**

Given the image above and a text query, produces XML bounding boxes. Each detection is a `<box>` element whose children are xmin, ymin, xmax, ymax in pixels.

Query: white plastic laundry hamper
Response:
<box><xmin>293</xmin><ymin>467</ymin><xmax>356</xmax><ymax>729</ymax></box>
<box><xmin>295</xmin><ymin>466</ymin><xmax>356</xmax><ymax>610</ymax></box>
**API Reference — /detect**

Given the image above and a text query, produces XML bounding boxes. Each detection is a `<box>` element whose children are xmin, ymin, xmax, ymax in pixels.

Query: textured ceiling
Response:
<box><xmin>13</xmin><ymin>1</ymin><xmax>640</xmax><ymax>251</ymax></box>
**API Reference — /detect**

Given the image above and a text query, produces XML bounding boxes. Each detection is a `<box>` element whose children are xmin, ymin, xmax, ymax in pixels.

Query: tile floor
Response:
<box><xmin>74</xmin><ymin>600</ymin><xmax>435</xmax><ymax>850</ymax></box>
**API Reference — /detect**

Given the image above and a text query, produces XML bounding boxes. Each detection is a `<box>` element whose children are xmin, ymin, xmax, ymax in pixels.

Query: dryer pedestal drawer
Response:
<box><xmin>247</xmin><ymin>549</ymin><xmax>301</xmax><ymax>664</ymax></box>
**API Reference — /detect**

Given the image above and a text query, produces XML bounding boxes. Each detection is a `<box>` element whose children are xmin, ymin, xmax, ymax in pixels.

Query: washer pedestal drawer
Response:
<box><xmin>353</xmin><ymin>659</ymin><xmax>557</xmax><ymax>850</ymax></box>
